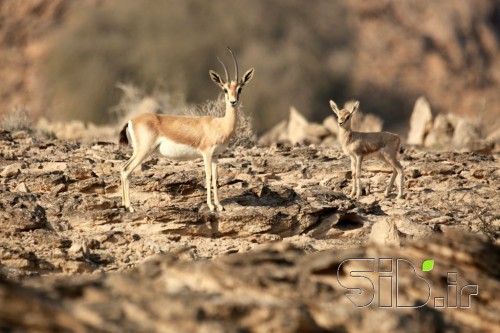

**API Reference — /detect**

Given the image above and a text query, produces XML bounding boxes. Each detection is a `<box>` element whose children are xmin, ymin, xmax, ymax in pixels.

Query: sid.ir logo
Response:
<box><xmin>337</xmin><ymin>258</ymin><xmax>479</xmax><ymax>308</ymax></box>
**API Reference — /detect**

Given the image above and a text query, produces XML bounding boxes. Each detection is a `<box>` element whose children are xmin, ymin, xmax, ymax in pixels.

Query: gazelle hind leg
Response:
<box><xmin>121</xmin><ymin>155</ymin><xmax>136</xmax><ymax>206</ymax></box>
<box><xmin>121</xmin><ymin>149</ymin><xmax>151</xmax><ymax>212</ymax></box>
<box><xmin>211</xmin><ymin>157</ymin><xmax>224</xmax><ymax>211</ymax></box>
<box><xmin>381</xmin><ymin>152</ymin><xmax>403</xmax><ymax>198</ymax></box>
<box><xmin>120</xmin><ymin>123</ymin><xmax>156</xmax><ymax>212</ymax></box>
<box><xmin>396</xmin><ymin>163</ymin><xmax>404</xmax><ymax>199</ymax></box>
<box><xmin>385</xmin><ymin>172</ymin><xmax>397</xmax><ymax>197</ymax></box>
<box><xmin>378</xmin><ymin>153</ymin><xmax>396</xmax><ymax>197</ymax></box>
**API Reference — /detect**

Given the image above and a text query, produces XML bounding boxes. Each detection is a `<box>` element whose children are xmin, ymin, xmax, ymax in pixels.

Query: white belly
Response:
<box><xmin>157</xmin><ymin>138</ymin><xmax>201</xmax><ymax>161</ymax></box>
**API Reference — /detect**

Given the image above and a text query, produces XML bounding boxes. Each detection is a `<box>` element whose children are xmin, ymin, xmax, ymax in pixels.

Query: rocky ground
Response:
<box><xmin>0</xmin><ymin>129</ymin><xmax>499</xmax><ymax>332</ymax></box>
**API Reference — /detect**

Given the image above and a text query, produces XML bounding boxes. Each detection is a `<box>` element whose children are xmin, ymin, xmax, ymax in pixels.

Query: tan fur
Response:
<box><xmin>330</xmin><ymin>100</ymin><xmax>404</xmax><ymax>199</ymax></box>
<box><xmin>120</xmin><ymin>52</ymin><xmax>254</xmax><ymax>213</ymax></box>
<box><xmin>131</xmin><ymin>112</ymin><xmax>237</xmax><ymax>151</ymax></box>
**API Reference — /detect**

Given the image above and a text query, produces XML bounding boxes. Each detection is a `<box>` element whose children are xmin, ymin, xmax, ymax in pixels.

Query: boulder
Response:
<box><xmin>452</xmin><ymin>118</ymin><xmax>480</xmax><ymax>148</ymax></box>
<box><xmin>322</xmin><ymin>115</ymin><xmax>338</xmax><ymax>136</ymax></box>
<box><xmin>258</xmin><ymin>120</ymin><xmax>288</xmax><ymax>146</ymax></box>
<box><xmin>424</xmin><ymin>113</ymin><xmax>453</xmax><ymax>147</ymax></box>
<box><xmin>407</xmin><ymin>96</ymin><xmax>433</xmax><ymax>145</ymax></box>
<box><xmin>287</xmin><ymin>106</ymin><xmax>329</xmax><ymax>145</ymax></box>
<box><xmin>354</xmin><ymin>112</ymin><xmax>383</xmax><ymax>132</ymax></box>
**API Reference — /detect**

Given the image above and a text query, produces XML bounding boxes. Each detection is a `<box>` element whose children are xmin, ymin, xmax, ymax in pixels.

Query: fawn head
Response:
<box><xmin>329</xmin><ymin>100</ymin><xmax>360</xmax><ymax>128</ymax></box>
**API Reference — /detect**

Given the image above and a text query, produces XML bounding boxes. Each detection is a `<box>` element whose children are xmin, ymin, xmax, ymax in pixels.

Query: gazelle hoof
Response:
<box><xmin>125</xmin><ymin>205</ymin><xmax>135</xmax><ymax>213</ymax></box>
<box><xmin>216</xmin><ymin>204</ymin><xmax>225</xmax><ymax>212</ymax></box>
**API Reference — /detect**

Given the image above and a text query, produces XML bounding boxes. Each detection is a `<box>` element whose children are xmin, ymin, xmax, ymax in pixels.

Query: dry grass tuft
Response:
<box><xmin>110</xmin><ymin>83</ymin><xmax>184</xmax><ymax>124</ymax></box>
<box><xmin>0</xmin><ymin>106</ymin><xmax>33</xmax><ymax>132</ymax></box>
<box><xmin>188</xmin><ymin>96</ymin><xmax>256</xmax><ymax>148</ymax></box>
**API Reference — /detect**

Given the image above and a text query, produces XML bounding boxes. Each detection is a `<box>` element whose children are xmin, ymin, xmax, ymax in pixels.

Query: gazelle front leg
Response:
<box><xmin>355</xmin><ymin>155</ymin><xmax>363</xmax><ymax>199</ymax></box>
<box><xmin>202</xmin><ymin>152</ymin><xmax>215</xmax><ymax>212</ymax></box>
<box><xmin>349</xmin><ymin>155</ymin><xmax>357</xmax><ymax>197</ymax></box>
<box><xmin>211</xmin><ymin>157</ymin><xmax>224</xmax><ymax>211</ymax></box>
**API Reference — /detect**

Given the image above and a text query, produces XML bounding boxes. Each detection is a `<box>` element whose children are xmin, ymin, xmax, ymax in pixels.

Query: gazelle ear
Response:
<box><xmin>209</xmin><ymin>70</ymin><xmax>225</xmax><ymax>88</ymax></box>
<box><xmin>240</xmin><ymin>68</ymin><xmax>255</xmax><ymax>86</ymax></box>
<box><xmin>350</xmin><ymin>101</ymin><xmax>360</xmax><ymax>114</ymax></box>
<box><xmin>329</xmin><ymin>100</ymin><xmax>340</xmax><ymax>116</ymax></box>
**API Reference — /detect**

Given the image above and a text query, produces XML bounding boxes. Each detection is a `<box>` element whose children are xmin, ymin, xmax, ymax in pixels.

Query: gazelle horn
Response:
<box><xmin>217</xmin><ymin>57</ymin><xmax>229</xmax><ymax>83</ymax></box>
<box><xmin>228</xmin><ymin>47</ymin><xmax>238</xmax><ymax>82</ymax></box>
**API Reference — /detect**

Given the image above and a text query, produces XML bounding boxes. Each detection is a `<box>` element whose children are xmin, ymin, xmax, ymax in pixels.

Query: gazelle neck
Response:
<box><xmin>223</xmin><ymin>101</ymin><xmax>238</xmax><ymax>128</ymax></box>
<box><xmin>338</xmin><ymin>123</ymin><xmax>352</xmax><ymax>146</ymax></box>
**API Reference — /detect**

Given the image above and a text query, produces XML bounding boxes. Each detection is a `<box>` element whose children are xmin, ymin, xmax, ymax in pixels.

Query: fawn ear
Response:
<box><xmin>240</xmin><ymin>68</ymin><xmax>255</xmax><ymax>86</ymax></box>
<box><xmin>350</xmin><ymin>101</ymin><xmax>360</xmax><ymax>114</ymax></box>
<box><xmin>329</xmin><ymin>100</ymin><xmax>340</xmax><ymax>116</ymax></box>
<box><xmin>209</xmin><ymin>70</ymin><xmax>225</xmax><ymax>88</ymax></box>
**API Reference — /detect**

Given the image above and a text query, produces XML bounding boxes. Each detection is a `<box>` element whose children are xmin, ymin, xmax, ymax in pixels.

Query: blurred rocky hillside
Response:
<box><xmin>0</xmin><ymin>0</ymin><xmax>499</xmax><ymax>134</ymax></box>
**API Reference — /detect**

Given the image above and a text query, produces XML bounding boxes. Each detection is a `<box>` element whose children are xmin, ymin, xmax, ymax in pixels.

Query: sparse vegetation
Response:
<box><xmin>467</xmin><ymin>201</ymin><xmax>500</xmax><ymax>241</ymax></box>
<box><xmin>0</xmin><ymin>106</ymin><xmax>33</xmax><ymax>132</ymax></box>
<box><xmin>189</xmin><ymin>97</ymin><xmax>256</xmax><ymax>148</ymax></box>
<box><xmin>110</xmin><ymin>82</ymin><xmax>185</xmax><ymax>123</ymax></box>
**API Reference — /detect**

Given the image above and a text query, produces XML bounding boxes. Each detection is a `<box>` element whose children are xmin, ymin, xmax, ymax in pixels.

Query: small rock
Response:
<box><xmin>15</xmin><ymin>182</ymin><xmax>29</xmax><ymax>193</ymax></box>
<box><xmin>395</xmin><ymin>215</ymin><xmax>434</xmax><ymax>239</ymax></box>
<box><xmin>369</xmin><ymin>218</ymin><xmax>400</xmax><ymax>247</ymax></box>
<box><xmin>471</xmin><ymin>169</ymin><xmax>486</xmax><ymax>179</ymax></box>
<box><xmin>308</xmin><ymin>213</ymin><xmax>340</xmax><ymax>239</ymax></box>
<box><xmin>1</xmin><ymin>163</ymin><xmax>23</xmax><ymax>178</ymax></box>
<box><xmin>68</xmin><ymin>241</ymin><xmax>90</xmax><ymax>258</ymax></box>
<box><xmin>359</xmin><ymin>196</ymin><xmax>377</xmax><ymax>205</ymax></box>
<box><xmin>235</xmin><ymin>173</ymin><xmax>253</xmax><ymax>183</ymax></box>
<box><xmin>51</xmin><ymin>183</ymin><xmax>67</xmax><ymax>195</ymax></box>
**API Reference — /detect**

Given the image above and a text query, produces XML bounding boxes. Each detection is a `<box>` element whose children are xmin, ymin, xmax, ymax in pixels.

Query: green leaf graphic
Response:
<box><xmin>422</xmin><ymin>259</ymin><xmax>434</xmax><ymax>272</ymax></box>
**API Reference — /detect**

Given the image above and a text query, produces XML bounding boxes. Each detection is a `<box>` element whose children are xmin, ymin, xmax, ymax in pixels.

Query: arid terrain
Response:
<box><xmin>0</xmin><ymin>124</ymin><xmax>498</xmax><ymax>332</ymax></box>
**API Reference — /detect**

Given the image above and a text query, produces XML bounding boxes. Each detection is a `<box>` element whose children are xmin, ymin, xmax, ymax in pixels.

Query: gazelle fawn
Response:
<box><xmin>119</xmin><ymin>48</ymin><xmax>254</xmax><ymax>212</ymax></box>
<box><xmin>329</xmin><ymin>100</ymin><xmax>404</xmax><ymax>199</ymax></box>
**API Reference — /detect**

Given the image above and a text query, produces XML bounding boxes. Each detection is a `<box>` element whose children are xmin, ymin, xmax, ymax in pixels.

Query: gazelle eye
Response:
<box><xmin>237</xmin><ymin>87</ymin><xmax>242</xmax><ymax>94</ymax></box>
<box><xmin>223</xmin><ymin>88</ymin><xmax>228</xmax><ymax>93</ymax></box>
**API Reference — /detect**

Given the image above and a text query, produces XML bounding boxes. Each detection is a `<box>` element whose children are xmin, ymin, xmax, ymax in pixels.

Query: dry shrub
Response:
<box><xmin>188</xmin><ymin>97</ymin><xmax>256</xmax><ymax>148</ymax></box>
<box><xmin>110</xmin><ymin>83</ymin><xmax>185</xmax><ymax>124</ymax></box>
<box><xmin>0</xmin><ymin>106</ymin><xmax>33</xmax><ymax>131</ymax></box>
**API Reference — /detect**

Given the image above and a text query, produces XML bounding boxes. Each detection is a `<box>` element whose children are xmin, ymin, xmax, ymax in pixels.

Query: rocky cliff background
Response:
<box><xmin>0</xmin><ymin>0</ymin><xmax>499</xmax><ymax>133</ymax></box>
